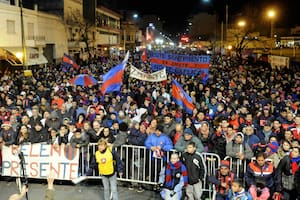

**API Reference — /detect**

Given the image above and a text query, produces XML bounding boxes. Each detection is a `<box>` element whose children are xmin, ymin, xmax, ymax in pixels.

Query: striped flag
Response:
<box><xmin>101</xmin><ymin>51</ymin><xmax>129</xmax><ymax>95</ymax></box>
<box><xmin>62</xmin><ymin>53</ymin><xmax>80</xmax><ymax>70</ymax></box>
<box><xmin>172</xmin><ymin>79</ymin><xmax>195</xmax><ymax>114</ymax></box>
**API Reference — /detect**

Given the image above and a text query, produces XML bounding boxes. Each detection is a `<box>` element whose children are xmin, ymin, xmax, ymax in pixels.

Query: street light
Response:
<box><xmin>267</xmin><ymin>9</ymin><xmax>276</xmax><ymax>38</ymax></box>
<box><xmin>133</xmin><ymin>13</ymin><xmax>138</xmax><ymax>19</ymax></box>
<box><xmin>237</xmin><ymin>20</ymin><xmax>246</xmax><ymax>28</ymax></box>
<box><xmin>267</xmin><ymin>9</ymin><xmax>276</xmax><ymax>54</ymax></box>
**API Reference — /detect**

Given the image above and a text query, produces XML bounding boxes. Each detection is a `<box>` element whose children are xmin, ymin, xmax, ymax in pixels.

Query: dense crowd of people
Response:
<box><xmin>0</xmin><ymin>51</ymin><xmax>300</xmax><ymax>199</ymax></box>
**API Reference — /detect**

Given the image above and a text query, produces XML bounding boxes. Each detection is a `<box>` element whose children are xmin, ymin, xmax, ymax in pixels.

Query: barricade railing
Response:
<box><xmin>83</xmin><ymin>144</ymin><xmax>221</xmax><ymax>198</ymax></box>
<box><xmin>0</xmin><ymin>143</ymin><xmax>221</xmax><ymax>198</ymax></box>
<box><xmin>223</xmin><ymin>156</ymin><xmax>248</xmax><ymax>181</ymax></box>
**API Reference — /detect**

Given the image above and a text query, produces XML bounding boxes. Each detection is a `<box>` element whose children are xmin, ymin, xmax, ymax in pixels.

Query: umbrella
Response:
<box><xmin>69</xmin><ymin>74</ymin><xmax>98</xmax><ymax>86</ymax></box>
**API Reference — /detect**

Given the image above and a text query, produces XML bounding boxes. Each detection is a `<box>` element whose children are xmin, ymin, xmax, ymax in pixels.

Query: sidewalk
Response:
<box><xmin>0</xmin><ymin>179</ymin><xmax>160</xmax><ymax>200</ymax></box>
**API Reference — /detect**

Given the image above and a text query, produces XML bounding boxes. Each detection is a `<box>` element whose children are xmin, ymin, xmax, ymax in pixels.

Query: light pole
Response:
<box><xmin>267</xmin><ymin>9</ymin><xmax>276</xmax><ymax>54</ymax></box>
<box><xmin>20</xmin><ymin>0</ymin><xmax>26</xmax><ymax>69</ymax></box>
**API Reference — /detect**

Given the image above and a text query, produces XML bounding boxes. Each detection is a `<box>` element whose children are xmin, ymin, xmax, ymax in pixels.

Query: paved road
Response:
<box><xmin>0</xmin><ymin>179</ymin><xmax>160</xmax><ymax>200</ymax></box>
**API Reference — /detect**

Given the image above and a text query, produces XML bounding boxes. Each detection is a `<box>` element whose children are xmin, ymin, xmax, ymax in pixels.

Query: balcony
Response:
<box><xmin>26</xmin><ymin>35</ymin><xmax>46</xmax><ymax>46</ymax></box>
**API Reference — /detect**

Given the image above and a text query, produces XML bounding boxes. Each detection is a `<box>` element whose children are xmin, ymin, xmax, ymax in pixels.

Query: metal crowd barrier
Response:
<box><xmin>0</xmin><ymin>143</ymin><xmax>221</xmax><ymax>198</ymax></box>
<box><xmin>82</xmin><ymin>144</ymin><xmax>221</xmax><ymax>198</ymax></box>
<box><xmin>223</xmin><ymin>156</ymin><xmax>248</xmax><ymax>179</ymax></box>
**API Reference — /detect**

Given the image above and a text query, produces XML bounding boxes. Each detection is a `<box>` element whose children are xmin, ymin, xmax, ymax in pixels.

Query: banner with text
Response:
<box><xmin>268</xmin><ymin>55</ymin><xmax>290</xmax><ymax>69</ymax></box>
<box><xmin>149</xmin><ymin>51</ymin><xmax>210</xmax><ymax>76</ymax></box>
<box><xmin>130</xmin><ymin>65</ymin><xmax>167</xmax><ymax>82</ymax></box>
<box><xmin>1</xmin><ymin>144</ymin><xmax>79</xmax><ymax>180</ymax></box>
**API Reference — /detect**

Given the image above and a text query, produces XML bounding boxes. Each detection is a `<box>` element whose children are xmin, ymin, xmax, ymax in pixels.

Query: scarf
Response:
<box><xmin>290</xmin><ymin>153</ymin><xmax>300</xmax><ymax>174</ymax></box>
<box><xmin>165</xmin><ymin>161</ymin><xmax>188</xmax><ymax>187</ymax></box>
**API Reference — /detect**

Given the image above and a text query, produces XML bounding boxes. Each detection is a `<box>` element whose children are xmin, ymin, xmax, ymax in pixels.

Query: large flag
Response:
<box><xmin>62</xmin><ymin>53</ymin><xmax>80</xmax><ymax>70</ymax></box>
<box><xmin>141</xmin><ymin>49</ymin><xmax>147</xmax><ymax>62</ymax></box>
<box><xmin>172</xmin><ymin>79</ymin><xmax>195</xmax><ymax>114</ymax></box>
<box><xmin>101</xmin><ymin>51</ymin><xmax>129</xmax><ymax>95</ymax></box>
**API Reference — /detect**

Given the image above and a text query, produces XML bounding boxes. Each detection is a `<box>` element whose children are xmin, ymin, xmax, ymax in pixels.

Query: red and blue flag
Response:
<box><xmin>62</xmin><ymin>53</ymin><xmax>80</xmax><ymax>70</ymax></box>
<box><xmin>101</xmin><ymin>52</ymin><xmax>129</xmax><ymax>95</ymax></box>
<box><xmin>172</xmin><ymin>79</ymin><xmax>195</xmax><ymax>114</ymax></box>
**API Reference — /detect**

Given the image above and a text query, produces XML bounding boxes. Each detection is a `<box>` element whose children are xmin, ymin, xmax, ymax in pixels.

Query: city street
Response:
<box><xmin>0</xmin><ymin>180</ymin><xmax>159</xmax><ymax>200</ymax></box>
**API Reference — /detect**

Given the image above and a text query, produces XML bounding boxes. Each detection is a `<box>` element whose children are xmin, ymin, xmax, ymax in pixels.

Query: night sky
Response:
<box><xmin>114</xmin><ymin>0</ymin><xmax>300</xmax><ymax>34</ymax></box>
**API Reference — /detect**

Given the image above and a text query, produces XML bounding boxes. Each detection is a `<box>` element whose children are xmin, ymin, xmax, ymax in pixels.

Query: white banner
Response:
<box><xmin>268</xmin><ymin>55</ymin><xmax>289</xmax><ymax>69</ymax></box>
<box><xmin>2</xmin><ymin>144</ymin><xmax>79</xmax><ymax>180</ymax></box>
<box><xmin>129</xmin><ymin>65</ymin><xmax>167</xmax><ymax>82</ymax></box>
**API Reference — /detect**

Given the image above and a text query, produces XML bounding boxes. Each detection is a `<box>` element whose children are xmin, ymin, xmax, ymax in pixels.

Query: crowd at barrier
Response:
<box><xmin>0</xmin><ymin>51</ymin><xmax>300</xmax><ymax>199</ymax></box>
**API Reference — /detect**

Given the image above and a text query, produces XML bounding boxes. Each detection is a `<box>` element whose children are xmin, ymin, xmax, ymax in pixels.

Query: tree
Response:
<box><xmin>65</xmin><ymin>9</ymin><xmax>95</xmax><ymax>57</ymax></box>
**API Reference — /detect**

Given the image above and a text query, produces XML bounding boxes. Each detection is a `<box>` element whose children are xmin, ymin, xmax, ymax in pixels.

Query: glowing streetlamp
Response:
<box><xmin>237</xmin><ymin>20</ymin><xmax>246</xmax><ymax>28</ymax></box>
<box><xmin>267</xmin><ymin>9</ymin><xmax>276</xmax><ymax>38</ymax></box>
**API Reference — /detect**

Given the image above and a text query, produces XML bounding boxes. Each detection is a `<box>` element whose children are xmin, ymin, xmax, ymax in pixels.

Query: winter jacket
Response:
<box><xmin>144</xmin><ymin>133</ymin><xmax>173</xmax><ymax>159</ymax></box>
<box><xmin>127</xmin><ymin>128</ymin><xmax>147</xmax><ymax>146</ymax></box>
<box><xmin>244</xmin><ymin>134</ymin><xmax>261</xmax><ymax>152</ymax></box>
<box><xmin>182</xmin><ymin>151</ymin><xmax>205</xmax><ymax>185</ymax></box>
<box><xmin>226</xmin><ymin>141</ymin><xmax>253</xmax><ymax>160</ymax></box>
<box><xmin>209</xmin><ymin>169</ymin><xmax>235</xmax><ymax>195</ymax></box>
<box><xmin>245</xmin><ymin>161</ymin><xmax>280</xmax><ymax>192</ymax></box>
<box><xmin>163</xmin><ymin>121</ymin><xmax>176</xmax><ymax>137</ymax></box>
<box><xmin>0</xmin><ymin>128</ymin><xmax>16</xmax><ymax>146</ymax></box>
<box><xmin>276</xmin><ymin>154</ymin><xmax>300</xmax><ymax>191</ymax></box>
<box><xmin>175</xmin><ymin>135</ymin><xmax>204</xmax><ymax>153</ymax></box>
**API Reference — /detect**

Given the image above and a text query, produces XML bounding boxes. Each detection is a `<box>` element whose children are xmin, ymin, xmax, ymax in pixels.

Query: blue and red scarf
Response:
<box><xmin>290</xmin><ymin>153</ymin><xmax>300</xmax><ymax>174</ymax></box>
<box><xmin>165</xmin><ymin>161</ymin><xmax>188</xmax><ymax>187</ymax></box>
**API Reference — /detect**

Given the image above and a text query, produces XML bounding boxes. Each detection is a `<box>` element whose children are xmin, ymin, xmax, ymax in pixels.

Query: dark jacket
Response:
<box><xmin>127</xmin><ymin>128</ymin><xmax>147</xmax><ymax>146</ymax></box>
<box><xmin>0</xmin><ymin>128</ymin><xmax>16</xmax><ymax>146</ymax></box>
<box><xmin>209</xmin><ymin>169</ymin><xmax>235</xmax><ymax>195</ymax></box>
<box><xmin>182</xmin><ymin>151</ymin><xmax>205</xmax><ymax>185</ymax></box>
<box><xmin>30</xmin><ymin>127</ymin><xmax>48</xmax><ymax>143</ymax></box>
<box><xmin>276</xmin><ymin>154</ymin><xmax>300</xmax><ymax>191</ymax></box>
<box><xmin>245</xmin><ymin>160</ymin><xmax>280</xmax><ymax>192</ymax></box>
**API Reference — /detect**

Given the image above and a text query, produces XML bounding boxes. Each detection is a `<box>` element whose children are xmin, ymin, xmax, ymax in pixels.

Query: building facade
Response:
<box><xmin>0</xmin><ymin>1</ymin><xmax>68</xmax><ymax>69</ymax></box>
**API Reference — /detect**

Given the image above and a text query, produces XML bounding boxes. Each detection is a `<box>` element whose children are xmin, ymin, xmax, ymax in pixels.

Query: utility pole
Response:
<box><xmin>20</xmin><ymin>0</ymin><xmax>27</xmax><ymax>69</ymax></box>
<box><xmin>225</xmin><ymin>4</ymin><xmax>228</xmax><ymax>45</ymax></box>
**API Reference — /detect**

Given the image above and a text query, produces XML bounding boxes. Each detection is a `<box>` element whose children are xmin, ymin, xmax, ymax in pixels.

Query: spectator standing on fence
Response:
<box><xmin>276</xmin><ymin>146</ymin><xmax>300</xmax><ymax>199</ymax></box>
<box><xmin>209</xmin><ymin>160</ymin><xmax>235</xmax><ymax>200</ymax></box>
<box><xmin>175</xmin><ymin>128</ymin><xmax>204</xmax><ymax>153</ymax></box>
<box><xmin>182</xmin><ymin>141</ymin><xmax>205</xmax><ymax>200</ymax></box>
<box><xmin>87</xmin><ymin>138</ymin><xmax>124</xmax><ymax>200</ymax></box>
<box><xmin>159</xmin><ymin>152</ymin><xmax>188</xmax><ymax>200</ymax></box>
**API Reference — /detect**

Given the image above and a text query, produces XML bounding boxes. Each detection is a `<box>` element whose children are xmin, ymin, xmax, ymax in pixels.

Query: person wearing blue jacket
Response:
<box><xmin>227</xmin><ymin>180</ymin><xmax>252</xmax><ymax>200</ymax></box>
<box><xmin>145</xmin><ymin>124</ymin><xmax>174</xmax><ymax>186</ymax></box>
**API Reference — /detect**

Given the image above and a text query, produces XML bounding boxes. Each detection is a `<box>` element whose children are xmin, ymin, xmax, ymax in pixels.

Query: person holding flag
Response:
<box><xmin>62</xmin><ymin>53</ymin><xmax>80</xmax><ymax>71</ymax></box>
<box><xmin>101</xmin><ymin>51</ymin><xmax>129</xmax><ymax>95</ymax></box>
<box><xmin>171</xmin><ymin>79</ymin><xmax>195</xmax><ymax>115</ymax></box>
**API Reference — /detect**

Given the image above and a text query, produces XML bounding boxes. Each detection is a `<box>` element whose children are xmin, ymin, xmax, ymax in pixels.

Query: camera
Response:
<box><xmin>170</xmin><ymin>191</ymin><xmax>176</xmax><ymax>197</ymax></box>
